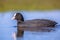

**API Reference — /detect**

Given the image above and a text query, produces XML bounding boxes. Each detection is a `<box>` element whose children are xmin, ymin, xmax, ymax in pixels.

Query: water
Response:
<box><xmin>0</xmin><ymin>10</ymin><xmax>60</xmax><ymax>40</ymax></box>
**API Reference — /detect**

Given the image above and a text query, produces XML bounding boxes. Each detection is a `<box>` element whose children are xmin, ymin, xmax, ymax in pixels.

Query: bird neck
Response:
<box><xmin>17</xmin><ymin>20</ymin><xmax>24</xmax><ymax>24</ymax></box>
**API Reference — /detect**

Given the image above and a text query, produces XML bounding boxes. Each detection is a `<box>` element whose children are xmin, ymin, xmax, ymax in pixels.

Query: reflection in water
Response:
<box><xmin>0</xmin><ymin>11</ymin><xmax>60</xmax><ymax>40</ymax></box>
<box><xmin>12</xmin><ymin>32</ymin><xmax>16</xmax><ymax>40</ymax></box>
<box><xmin>12</xmin><ymin>32</ymin><xmax>24</xmax><ymax>40</ymax></box>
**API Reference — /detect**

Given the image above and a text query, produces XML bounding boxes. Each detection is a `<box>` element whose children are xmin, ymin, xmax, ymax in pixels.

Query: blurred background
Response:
<box><xmin>0</xmin><ymin>0</ymin><xmax>60</xmax><ymax>11</ymax></box>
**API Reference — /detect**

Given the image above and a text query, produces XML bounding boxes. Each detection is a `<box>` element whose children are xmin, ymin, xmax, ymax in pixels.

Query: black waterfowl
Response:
<box><xmin>12</xmin><ymin>13</ymin><xmax>24</xmax><ymax>37</ymax></box>
<box><xmin>12</xmin><ymin>13</ymin><xmax>57</xmax><ymax>37</ymax></box>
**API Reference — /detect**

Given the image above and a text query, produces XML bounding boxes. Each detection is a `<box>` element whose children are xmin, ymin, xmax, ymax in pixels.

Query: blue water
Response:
<box><xmin>0</xmin><ymin>10</ymin><xmax>60</xmax><ymax>40</ymax></box>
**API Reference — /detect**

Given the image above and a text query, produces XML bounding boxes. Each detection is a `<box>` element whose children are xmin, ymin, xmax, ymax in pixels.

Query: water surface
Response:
<box><xmin>0</xmin><ymin>10</ymin><xmax>60</xmax><ymax>40</ymax></box>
